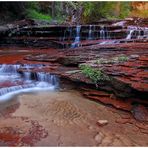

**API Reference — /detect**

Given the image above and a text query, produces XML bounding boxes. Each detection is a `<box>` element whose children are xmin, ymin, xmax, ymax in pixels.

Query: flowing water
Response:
<box><xmin>88</xmin><ymin>25</ymin><xmax>93</xmax><ymax>40</ymax></box>
<box><xmin>126</xmin><ymin>29</ymin><xmax>135</xmax><ymax>39</ymax></box>
<box><xmin>100</xmin><ymin>26</ymin><xmax>105</xmax><ymax>39</ymax></box>
<box><xmin>126</xmin><ymin>26</ymin><xmax>148</xmax><ymax>39</ymax></box>
<box><xmin>71</xmin><ymin>25</ymin><xmax>81</xmax><ymax>48</ymax></box>
<box><xmin>0</xmin><ymin>64</ymin><xmax>59</xmax><ymax>102</ymax></box>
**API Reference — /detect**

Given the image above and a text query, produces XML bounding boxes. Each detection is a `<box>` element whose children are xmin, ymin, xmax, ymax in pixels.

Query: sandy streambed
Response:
<box><xmin>0</xmin><ymin>89</ymin><xmax>148</xmax><ymax>146</ymax></box>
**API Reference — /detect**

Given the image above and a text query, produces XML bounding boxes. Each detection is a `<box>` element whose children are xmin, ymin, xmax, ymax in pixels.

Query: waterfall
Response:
<box><xmin>143</xmin><ymin>28</ymin><xmax>148</xmax><ymax>39</ymax></box>
<box><xmin>24</xmin><ymin>72</ymin><xmax>31</xmax><ymax>80</ymax></box>
<box><xmin>88</xmin><ymin>25</ymin><xmax>92</xmax><ymax>40</ymax></box>
<box><xmin>126</xmin><ymin>26</ymin><xmax>148</xmax><ymax>39</ymax></box>
<box><xmin>71</xmin><ymin>25</ymin><xmax>81</xmax><ymax>48</ymax></box>
<box><xmin>0</xmin><ymin>64</ymin><xmax>20</xmax><ymax>73</ymax></box>
<box><xmin>63</xmin><ymin>30</ymin><xmax>66</xmax><ymax>41</ymax></box>
<box><xmin>0</xmin><ymin>64</ymin><xmax>59</xmax><ymax>102</ymax></box>
<box><xmin>100</xmin><ymin>26</ymin><xmax>105</xmax><ymax>39</ymax></box>
<box><xmin>126</xmin><ymin>29</ymin><xmax>134</xmax><ymax>39</ymax></box>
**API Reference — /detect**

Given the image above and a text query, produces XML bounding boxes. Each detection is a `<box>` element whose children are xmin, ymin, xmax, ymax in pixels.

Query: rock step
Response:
<box><xmin>22</xmin><ymin>25</ymin><xmax>124</xmax><ymax>32</ymax></box>
<box><xmin>10</xmin><ymin>30</ymin><xmax>127</xmax><ymax>39</ymax></box>
<box><xmin>0</xmin><ymin>37</ymin><xmax>147</xmax><ymax>48</ymax></box>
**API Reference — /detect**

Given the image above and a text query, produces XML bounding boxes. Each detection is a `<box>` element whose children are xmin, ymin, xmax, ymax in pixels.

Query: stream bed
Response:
<box><xmin>0</xmin><ymin>63</ymin><xmax>147</xmax><ymax>146</ymax></box>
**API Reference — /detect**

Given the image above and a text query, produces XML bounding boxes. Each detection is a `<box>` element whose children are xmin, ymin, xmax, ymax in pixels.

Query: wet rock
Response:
<box><xmin>130</xmin><ymin>54</ymin><xmax>139</xmax><ymax>59</ymax></box>
<box><xmin>57</xmin><ymin>56</ymin><xmax>82</xmax><ymax>66</ymax></box>
<box><xmin>65</xmin><ymin>70</ymin><xmax>81</xmax><ymax>74</ymax></box>
<box><xmin>116</xmin><ymin>118</ymin><xmax>132</xmax><ymax>124</ymax></box>
<box><xmin>97</xmin><ymin>120</ymin><xmax>108</xmax><ymax>126</ymax></box>
<box><xmin>82</xmin><ymin>89</ymin><xmax>132</xmax><ymax>111</ymax></box>
<box><xmin>140</xmin><ymin>129</ymin><xmax>148</xmax><ymax>134</ymax></box>
<box><xmin>132</xmin><ymin>105</ymin><xmax>148</xmax><ymax>122</ymax></box>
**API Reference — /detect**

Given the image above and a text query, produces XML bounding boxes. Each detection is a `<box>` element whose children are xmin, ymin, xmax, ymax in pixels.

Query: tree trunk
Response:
<box><xmin>52</xmin><ymin>2</ymin><xmax>55</xmax><ymax>17</ymax></box>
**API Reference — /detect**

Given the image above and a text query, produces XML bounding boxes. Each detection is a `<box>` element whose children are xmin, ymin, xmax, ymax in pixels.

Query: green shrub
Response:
<box><xmin>79</xmin><ymin>64</ymin><xmax>110</xmax><ymax>84</ymax></box>
<box><xmin>117</xmin><ymin>56</ymin><xmax>129</xmax><ymax>62</ymax></box>
<box><xmin>26</xmin><ymin>9</ymin><xmax>52</xmax><ymax>21</ymax></box>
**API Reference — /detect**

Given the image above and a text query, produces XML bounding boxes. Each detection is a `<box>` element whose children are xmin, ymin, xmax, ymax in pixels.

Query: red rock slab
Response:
<box><xmin>83</xmin><ymin>90</ymin><xmax>111</xmax><ymax>97</ymax></box>
<box><xmin>135</xmin><ymin>122</ymin><xmax>148</xmax><ymax>130</ymax></box>
<box><xmin>136</xmin><ymin>71</ymin><xmax>148</xmax><ymax>79</ymax></box>
<box><xmin>82</xmin><ymin>90</ymin><xmax>132</xmax><ymax>111</ymax></box>
<box><xmin>139</xmin><ymin>56</ymin><xmax>148</xmax><ymax>61</ymax></box>
<box><xmin>132</xmin><ymin>82</ymin><xmax>148</xmax><ymax>92</ymax></box>
<box><xmin>140</xmin><ymin>129</ymin><xmax>148</xmax><ymax>134</ymax></box>
<box><xmin>0</xmin><ymin>81</ymin><xmax>23</xmax><ymax>88</ymax></box>
<box><xmin>113</xmin><ymin>76</ymin><xmax>132</xmax><ymax>85</ymax></box>
<box><xmin>115</xmin><ymin>118</ymin><xmax>133</xmax><ymax>124</ymax></box>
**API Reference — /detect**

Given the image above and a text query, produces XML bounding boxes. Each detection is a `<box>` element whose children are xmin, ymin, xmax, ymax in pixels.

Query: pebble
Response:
<box><xmin>97</xmin><ymin>120</ymin><xmax>108</xmax><ymax>126</ymax></box>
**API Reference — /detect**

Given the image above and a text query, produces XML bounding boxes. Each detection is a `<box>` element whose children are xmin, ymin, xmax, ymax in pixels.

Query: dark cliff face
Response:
<box><xmin>0</xmin><ymin>2</ymin><xmax>26</xmax><ymax>24</ymax></box>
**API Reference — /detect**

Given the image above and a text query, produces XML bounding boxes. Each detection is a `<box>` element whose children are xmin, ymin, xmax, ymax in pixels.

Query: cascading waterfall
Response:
<box><xmin>126</xmin><ymin>29</ymin><xmax>135</xmax><ymax>39</ymax></box>
<box><xmin>0</xmin><ymin>64</ymin><xmax>20</xmax><ymax>73</ymax></box>
<box><xmin>71</xmin><ymin>25</ymin><xmax>81</xmax><ymax>48</ymax></box>
<box><xmin>142</xmin><ymin>27</ymin><xmax>148</xmax><ymax>39</ymax></box>
<box><xmin>126</xmin><ymin>26</ymin><xmax>148</xmax><ymax>40</ymax></box>
<box><xmin>0</xmin><ymin>64</ymin><xmax>59</xmax><ymax>102</ymax></box>
<box><xmin>137</xmin><ymin>30</ymin><xmax>142</xmax><ymax>39</ymax></box>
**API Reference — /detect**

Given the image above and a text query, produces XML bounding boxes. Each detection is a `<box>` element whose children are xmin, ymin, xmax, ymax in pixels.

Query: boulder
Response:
<box><xmin>132</xmin><ymin>105</ymin><xmax>148</xmax><ymax>122</ymax></box>
<box><xmin>57</xmin><ymin>56</ymin><xmax>82</xmax><ymax>66</ymax></box>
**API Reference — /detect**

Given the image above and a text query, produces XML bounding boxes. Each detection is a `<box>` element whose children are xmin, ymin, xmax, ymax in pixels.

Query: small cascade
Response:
<box><xmin>126</xmin><ymin>29</ymin><xmax>135</xmax><ymax>39</ymax></box>
<box><xmin>36</xmin><ymin>72</ymin><xmax>58</xmax><ymax>84</ymax></box>
<box><xmin>63</xmin><ymin>30</ymin><xmax>67</xmax><ymax>41</ymax></box>
<box><xmin>88</xmin><ymin>25</ymin><xmax>93</xmax><ymax>40</ymax></box>
<box><xmin>24</xmin><ymin>72</ymin><xmax>31</xmax><ymax>80</ymax></box>
<box><xmin>0</xmin><ymin>64</ymin><xmax>20</xmax><ymax>73</ymax></box>
<box><xmin>137</xmin><ymin>30</ymin><xmax>142</xmax><ymax>39</ymax></box>
<box><xmin>71</xmin><ymin>25</ymin><xmax>81</xmax><ymax>48</ymax></box>
<box><xmin>68</xmin><ymin>26</ymin><xmax>72</xmax><ymax>41</ymax></box>
<box><xmin>126</xmin><ymin>26</ymin><xmax>148</xmax><ymax>40</ymax></box>
<box><xmin>142</xmin><ymin>28</ymin><xmax>148</xmax><ymax>39</ymax></box>
<box><xmin>100</xmin><ymin>26</ymin><xmax>105</xmax><ymax>39</ymax></box>
<box><xmin>100</xmin><ymin>26</ymin><xmax>110</xmax><ymax>39</ymax></box>
<box><xmin>0</xmin><ymin>64</ymin><xmax>59</xmax><ymax>102</ymax></box>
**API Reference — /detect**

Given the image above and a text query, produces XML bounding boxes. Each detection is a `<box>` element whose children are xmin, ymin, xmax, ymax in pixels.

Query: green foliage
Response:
<box><xmin>132</xmin><ymin>10</ymin><xmax>148</xmax><ymax>18</ymax></box>
<box><xmin>25</xmin><ymin>2</ymin><xmax>52</xmax><ymax>21</ymax></box>
<box><xmin>119</xmin><ymin>2</ymin><xmax>131</xmax><ymax>18</ymax></box>
<box><xmin>79</xmin><ymin>64</ymin><xmax>110</xmax><ymax>83</ymax></box>
<box><xmin>82</xmin><ymin>2</ymin><xmax>131</xmax><ymax>23</ymax></box>
<box><xmin>26</xmin><ymin>9</ymin><xmax>52</xmax><ymax>21</ymax></box>
<box><xmin>117</xmin><ymin>56</ymin><xmax>129</xmax><ymax>62</ymax></box>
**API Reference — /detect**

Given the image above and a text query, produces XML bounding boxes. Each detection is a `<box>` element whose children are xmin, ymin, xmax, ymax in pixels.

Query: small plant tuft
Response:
<box><xmin>79</xmin><ymin>64</ymin><xmax>110</xmax><ymax>85</ymax></box>
<box><xmin>117</xmin><ymin>56</ymin><xmax>129</xmax><ymax>62</ymax></box>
